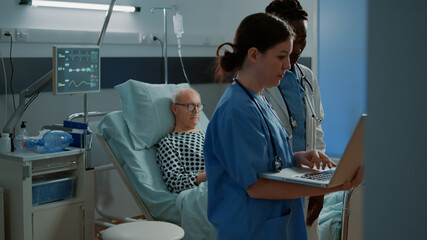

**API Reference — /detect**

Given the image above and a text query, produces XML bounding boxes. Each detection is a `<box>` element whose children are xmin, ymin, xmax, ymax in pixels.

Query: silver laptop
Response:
<box><xmin>259</xmin><ymin>114</ymin><xmax>366</xmax><ymax>188</ymax></box>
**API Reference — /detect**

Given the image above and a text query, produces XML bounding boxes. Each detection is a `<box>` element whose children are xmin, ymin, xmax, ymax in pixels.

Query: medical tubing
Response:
<box><xmin>7</xmin><ymin>34</ymin><xmax>16</xmax><ymax>111</ymax></box>
<box><xmin>0</xmin><ymin>49</ymin><xmax>8</xmax><ymax>125</ymax></box>
<box><xmin>177</xmin><ymin>38</ymin><xmax>190</xmax><ymax>84</ymax></box>
<box><xmin>173</xmin><ymin>12</ymin><xmax>189</xmax><ymax>83</ymax></box>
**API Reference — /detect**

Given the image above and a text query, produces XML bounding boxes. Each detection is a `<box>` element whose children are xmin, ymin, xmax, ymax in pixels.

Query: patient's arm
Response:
<box><xmin>156</xmin><ymin>136</ymin><xmax>199</xmax><ymax>193</ymax></box>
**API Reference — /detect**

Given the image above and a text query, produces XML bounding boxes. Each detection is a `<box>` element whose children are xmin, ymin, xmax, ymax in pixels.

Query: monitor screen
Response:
<box><xmin>53</xmin><ymin>45</ymin><xmax>100</xmax><ymax>95</ymax></box>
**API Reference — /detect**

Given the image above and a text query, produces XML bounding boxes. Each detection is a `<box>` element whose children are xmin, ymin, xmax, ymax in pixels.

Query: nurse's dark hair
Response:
<box><xmin>215</xmin><ymin>13</ymin><xmax>294</xmax><ymax>82</ymax></box>
<box><xmin>265</xmin><ymin>0</ymin><xmax>308</xmax><ymax>22</ymax></box>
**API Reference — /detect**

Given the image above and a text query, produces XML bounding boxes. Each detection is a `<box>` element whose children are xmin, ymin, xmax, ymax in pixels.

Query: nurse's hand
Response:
<box><xmin>294</xmin><ymin>150</ymin><xmax>336</xmax><ymax>170</ymax></box>
<box><xmin>339</xmin><ymin>167</ymin><xmax>363</xmax><ymax>191</ymax></box>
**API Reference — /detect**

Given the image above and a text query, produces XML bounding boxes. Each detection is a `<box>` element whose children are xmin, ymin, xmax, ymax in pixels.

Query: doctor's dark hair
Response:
<box><xmin>215</xmin><ymin>13</ymin><xmax>294</xmax><ymax>82</ymax></box>
<box><xmin>265</xmin><ymin>0</ymin><xmax>308</xmax><ymax>22</ymax></box>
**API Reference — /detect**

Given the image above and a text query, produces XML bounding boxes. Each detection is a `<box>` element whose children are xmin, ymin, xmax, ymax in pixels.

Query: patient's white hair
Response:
<box><xmin>171</xmin><ymin>88</ymin><xmax>199</xmax><ymax>103</ymax></box>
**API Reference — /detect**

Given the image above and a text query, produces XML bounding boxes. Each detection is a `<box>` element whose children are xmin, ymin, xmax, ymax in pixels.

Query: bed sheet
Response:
<box><xmin>318</xmin><ymin>191</ymin><xmax>345</xmax><ymax>240</ymax></box>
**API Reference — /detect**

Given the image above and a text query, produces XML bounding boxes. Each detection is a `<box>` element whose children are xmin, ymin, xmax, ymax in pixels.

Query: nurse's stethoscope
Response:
<box><xmin>277</xmin><ymin>63</ymin><xmax>322</xmax><ymax>129</ymax></box>
<box><xmin>234</xmin><ymin>79</ymin><xmax>283</xmax><ymax>172</ymax></box>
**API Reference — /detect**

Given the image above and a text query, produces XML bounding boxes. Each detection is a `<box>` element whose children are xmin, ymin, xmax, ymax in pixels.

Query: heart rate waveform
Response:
<box><xmin>68</xmin><ymin>51</ymin><xmax>92</xmax><ymax>61</ymax></box>
<box><xmin>57</xmin><ymin>80</ymin><xmax>95</xmax><ymax>88</ymax></box>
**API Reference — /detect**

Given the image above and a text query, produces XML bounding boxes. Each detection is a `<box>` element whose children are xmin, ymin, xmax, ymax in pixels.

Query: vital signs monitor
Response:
<box><xmin>53</xmin><ymin>45</ymin><xmax>100</xmax><ymax>95</ymax></box>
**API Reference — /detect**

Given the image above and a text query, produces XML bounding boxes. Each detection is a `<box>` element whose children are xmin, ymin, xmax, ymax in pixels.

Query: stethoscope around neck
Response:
<box><xmin>278</xmin><ymin>63</ymin><xmax>322</xmax><ymax>129</ymax></box>
<box><xmin>234</xmin><ymin>79</ymin><xmax>283</xmax><ymax>172</ymax></box>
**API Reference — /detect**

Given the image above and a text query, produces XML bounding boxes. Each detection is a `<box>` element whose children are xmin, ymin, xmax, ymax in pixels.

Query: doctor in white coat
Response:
<box><xmin>264</xmin><ymin>1</ymin><xmax>326</xmax><ymax>239</ymax></box>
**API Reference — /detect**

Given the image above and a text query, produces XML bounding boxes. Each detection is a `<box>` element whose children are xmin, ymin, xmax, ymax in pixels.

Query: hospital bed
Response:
<box><xmin>96</xmin><ymin>80</ymin><xmax>216</xmax><ymax>240</ymax></box>
<box><xmin>96</xmin><ymin>79</ymin><xmax>362</xmax><ymax>240</ymax></box>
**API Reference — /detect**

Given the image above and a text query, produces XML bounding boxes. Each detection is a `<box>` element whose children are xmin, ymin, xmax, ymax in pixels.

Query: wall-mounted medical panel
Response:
<box><xmin>0</xmin><ymin>56</ymin><xmax>311</xmax><ymax>95</ymax></box>
<box><xmin>0</xmin><ymin>28</ymin><xmax>223</xmax><ymax>46</ymax></box>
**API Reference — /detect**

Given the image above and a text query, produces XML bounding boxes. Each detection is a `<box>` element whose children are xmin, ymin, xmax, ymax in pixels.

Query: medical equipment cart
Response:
<box><xmin>0</xmin><ymin>148</ymin><xmax>94</xmax><ymax>240</ymax></box>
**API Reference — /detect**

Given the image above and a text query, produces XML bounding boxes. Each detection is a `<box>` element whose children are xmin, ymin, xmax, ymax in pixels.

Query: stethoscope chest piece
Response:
<box><xmin>273</xmin><ymin>156</ymin><xmax>282</xmax><ymax>172</ymax></box>
<box><xmin>290</xmin><ymin>116</ymin><xmax>298</xmax><ymax>128</ymax></box>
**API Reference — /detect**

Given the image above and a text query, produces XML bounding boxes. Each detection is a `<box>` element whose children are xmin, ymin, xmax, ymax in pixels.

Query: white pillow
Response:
<box><xmin>115</xmin><ymin>80</ymin><xmax>209</xmax><ymax>150</ymax></box>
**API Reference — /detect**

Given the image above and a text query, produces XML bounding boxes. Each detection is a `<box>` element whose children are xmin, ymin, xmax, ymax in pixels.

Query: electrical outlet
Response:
<box><xmin>140</xmin><ymin>33</ymin><xmax>152</xmax><ymax>45</ymax></box>
<box><xmin>140</xmin><ymin>33</ymin><xmax>162</xmax><ymax>45</ymax></box>
<box><xmin>1</xmin><ymin>28</ymin><xmax>15</xmax><ymax>41</ymax></box>
<box><xmin>15</xmin><ymin>29</ymin><xmax>28</xmax><ymax>42</ymax></box>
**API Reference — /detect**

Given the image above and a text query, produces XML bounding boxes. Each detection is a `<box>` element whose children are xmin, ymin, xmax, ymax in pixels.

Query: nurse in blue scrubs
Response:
<box><xmin>203</xmin><ymin>13</ymin><xmax>362</xmax><ymax>239</ymax></box>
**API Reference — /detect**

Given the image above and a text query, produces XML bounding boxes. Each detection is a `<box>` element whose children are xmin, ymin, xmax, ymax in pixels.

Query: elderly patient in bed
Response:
<box><xmin>156</xmin><ymin>88</ymin><xmax>207</xmax><ymax>194</ymax></box>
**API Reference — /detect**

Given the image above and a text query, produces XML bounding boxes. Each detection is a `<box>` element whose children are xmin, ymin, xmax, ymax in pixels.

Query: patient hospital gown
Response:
<box><xmin>204</xmin><ymin>83</ymin><xmax>307</xmax><ymax>239</ymax></box>
<box><xmin>156</xmin><ymin>131</ymin><xmax>205</xmax><ymax>194</ymax></box>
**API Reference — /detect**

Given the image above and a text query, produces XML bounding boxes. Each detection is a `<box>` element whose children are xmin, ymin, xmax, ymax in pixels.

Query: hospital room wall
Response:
<box><xmin>0</xmin><ymin>0</ymin><xmax>318</xmax><ymax>134</ymax></box>
<box><xmin>0</xmin><ymin>0</ymin><xmax>317</xmax><ymax>59</ymax></box>
<box><xmin>318</xmin><ymin>0</ymin><xmax>368</xmax><ymax>157</ymax></box>
<box><xmin>0</xmin><ymin>0</ymin><xmax>319</xmax><ymax>218</ymax></box>
<box><xmin>364</xmin><ymin>0</ymin><xmax>427</xmax><ymax>239</ymax></box>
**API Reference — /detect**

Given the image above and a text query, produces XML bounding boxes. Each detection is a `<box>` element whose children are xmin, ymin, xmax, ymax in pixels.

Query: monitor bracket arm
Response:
<box><xmin>3</xmin><ymin>70</ymin><xmax>52</xmax><ymax>134</ymax></box>
<box><xmin>2</xmin><ymin>0</ymin><xmax>116</xmax><ymax>135</ymax></box>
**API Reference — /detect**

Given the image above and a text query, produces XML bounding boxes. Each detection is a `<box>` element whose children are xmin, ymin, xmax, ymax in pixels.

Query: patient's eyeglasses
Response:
<box><xmin>174</xmin><ymin>103</ymin><xmax>204</xmax><ymax>112</ymax></box>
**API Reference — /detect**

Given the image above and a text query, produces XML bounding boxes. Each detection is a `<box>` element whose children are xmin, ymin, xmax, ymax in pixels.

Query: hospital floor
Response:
<box><xmin>94</xmin><ymin>215</ymin><xmax>146</xmax><ymax>239</ymax></box>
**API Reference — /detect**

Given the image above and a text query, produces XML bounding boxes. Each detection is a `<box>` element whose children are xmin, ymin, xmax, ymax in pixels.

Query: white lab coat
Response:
<box><xmin>264</xmin><ymin>63</ymin><xmax>326</xmax><ymax>240</ymax></box>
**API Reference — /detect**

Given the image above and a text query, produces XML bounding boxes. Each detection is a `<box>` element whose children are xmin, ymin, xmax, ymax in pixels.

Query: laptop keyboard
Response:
<box><xmin>300</xmin><ymin>169</ymin><xmax>335</xmax><ymax>181</ymax></box>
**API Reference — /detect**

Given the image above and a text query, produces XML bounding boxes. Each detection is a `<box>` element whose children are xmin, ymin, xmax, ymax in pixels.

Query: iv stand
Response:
<box><xmin>151</xmin><ymin>7</ymin><xmax>177</xmax><ymax>84</ymax></box>
<box><xmin>80</xmin><ymin>0</ymin><xmax>116</xmax><ymax>169</ymax></box>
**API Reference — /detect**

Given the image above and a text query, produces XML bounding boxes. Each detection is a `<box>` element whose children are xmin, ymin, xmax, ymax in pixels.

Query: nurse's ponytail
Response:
<box><xmin>215</xmin><ymin>42</ymin><xmax>239</xmax><ymax>83</ymax></box>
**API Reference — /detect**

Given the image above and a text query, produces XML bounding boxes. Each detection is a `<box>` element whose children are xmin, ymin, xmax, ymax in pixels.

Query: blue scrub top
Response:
<box><xmin>204</xmin><ymin>83</ymin><xmax>307</xmax><ymax>240</ymax></box>
<box><xmin>278</xmin><ymin>66</ymin><xmax>307</xmax><ymax>152</ymax></box>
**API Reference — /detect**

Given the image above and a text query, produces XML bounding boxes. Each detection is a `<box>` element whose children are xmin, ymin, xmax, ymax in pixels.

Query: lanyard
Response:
<box><xmin>277</xmin><ymin>83</ymin><xmax>298</xmax><ymax>129</ymax></box>
<box><xmin>234</xmin><ymin>79</ymin><xmax>282</xmax><ymax>172</ymax></box>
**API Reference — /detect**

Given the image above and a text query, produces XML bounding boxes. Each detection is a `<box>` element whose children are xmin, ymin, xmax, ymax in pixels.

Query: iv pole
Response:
<box><xmin>81</xmin><ymin>0</ymin><xmax>116</xmax><ymax>169</ymax></box>
<box><xmin>150</xmin><ymin>7</ymin><xmax>177</xmax><ymax>84</ymax></box>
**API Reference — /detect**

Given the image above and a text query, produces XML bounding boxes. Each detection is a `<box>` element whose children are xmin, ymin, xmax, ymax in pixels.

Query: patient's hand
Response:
<box><xmin>195</xmin><ymin>171</ymin><xmax>207</xmax><ymax>185</ymax></box>
<box><xmin>294</xmin><ymin>150</ymin><xmax>336</xmax><ymax>170</ymax></box>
